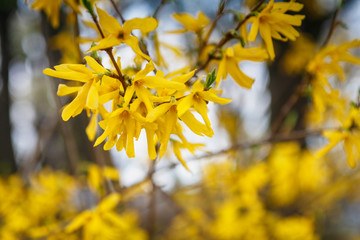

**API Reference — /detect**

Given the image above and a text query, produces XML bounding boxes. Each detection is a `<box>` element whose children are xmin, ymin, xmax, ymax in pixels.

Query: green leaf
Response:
<box><xmin>338</xmin><ymin>21</ymin><xmax>348</xmax><ymax>30</ymax></box>
<box><xmin>82</xmin><ymin>0</ymin><xmax>94</xmax><ymax>15</ymax></box>
<box><xmin>204</xmin><ymin>68</ymin><xmax>216</xmax><ymax>89</ymax></box>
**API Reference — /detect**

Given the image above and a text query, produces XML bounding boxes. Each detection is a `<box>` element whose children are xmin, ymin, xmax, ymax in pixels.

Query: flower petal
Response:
<box><xmin>123</xmin><ymin>17</ymin><xmax>158</xmax><ymax>34</ymax></box>
<box><xmin>97</xmin><ymin>7</ymin><xmax>122</xmax><ymax>34</ymax></box>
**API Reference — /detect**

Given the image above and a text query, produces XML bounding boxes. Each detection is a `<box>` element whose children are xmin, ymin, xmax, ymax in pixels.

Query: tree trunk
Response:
<box><xmin>0</xmin><ymin>1</ymin><xmax>17</xmax><ymax>175</ymax></box>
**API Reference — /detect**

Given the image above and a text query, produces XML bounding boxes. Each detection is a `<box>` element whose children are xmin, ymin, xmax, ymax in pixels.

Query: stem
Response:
<box><xmin>157</xmin><ymin>126</ymin><xmax>341</xmax><ymax>170</ymax></box>
<box><xmin>271</xmin><ymin>75</ymin><xmax>309</xmax><ymax>134</ymax></box>
<box><xmin>90</xmin><ymin>12</ymin><xmax>127</xmax><ymax>90</ymax></box>
<box><xmin>235</xmin><ymin>0</ymin><xmax>266</xmax><ymax>31</ymax></box>
<box><xmin>153</xmin><ymin>0</ymin><xmax>167</xmax><ymax>18</ymax></box>
<box><xmin>109</xmin><ymin>0</ymin><xmax>125</xmax><ymax>24</ymax></box>
<box><xmin>201</xmin><ymin>14</ymin><xmax>221</xmax><ymax>50</ymax></box>
<box><xmin>105</xmin><ymin>48</ymin><xmax>127</xmax><ymax>91</ymax></box>
<box><xmin>322</xmin><ymin>7</ymin><xmax>340</xmax><ymax>47</ymax></box>
<box><xmin>195</xmin><ymin>0</ymin><xmax>266</xmax><ymax>75</ymax></box>
<box><xmin>91</xmin><ymin>15</ymin><xmax>105</xmax><ymax>38</ymax></box>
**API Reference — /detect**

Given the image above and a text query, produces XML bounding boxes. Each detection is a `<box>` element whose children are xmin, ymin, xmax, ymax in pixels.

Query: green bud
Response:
<box><xmin>204</xmin><ymin>68</ymin><xmax>216</xmax><ymax>89</ymax></box>
<box><xmin>251</xmin><ymin>11</ymin><xmax>260</xmax><ymax>17</ymax></box>
<box><xmin>233</xmin><ymin>12</ymin><xmax>245</xmax><ymax>22</ymax></box>
<box><xmin>218</xmin><ymin>0</ymin><xmax>227</xmax><ymax>14</ymax></box>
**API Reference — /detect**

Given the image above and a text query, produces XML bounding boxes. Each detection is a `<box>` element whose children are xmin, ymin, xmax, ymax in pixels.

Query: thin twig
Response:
<box><xmin>322</xmin><ymin>7</ymin><xmax>340</xmax><ymax>47</ymax></box>
<box><xmin>195</xmin><ymin>0</ymin><xmax>266</xmax><ymax>75</ymax></box>
<box><xmin>271</xmin><ymin>75</ymin><xmax>310</xmax><ymax>134</ymax></box>
<box><xmin>156</xmin><ymin>126</ymin><xmax>340</xmax><ymax>171</ymax></box>
<box><xmin>109</xmin><ymin>0</ymin><xmax>125</xmax><ymax>24</ymax></box>
<box><xmin>199</xmin><ymin>0</ymin><xmax>229</xmax><ymax>55</ymax></box>
<box><xmin>153</xmin><ymin>0</ymin><xmax>167</xmax><ymax>18</ymax></box>
<box><xmin>235</xmin><ymin>0</ymin><xmax>266</xmax><ymax>31</ymax></box>
<box><xmin>90</xmin><ymin>12</ymin><xmax>127</xmax><ymax>90</ymax></box>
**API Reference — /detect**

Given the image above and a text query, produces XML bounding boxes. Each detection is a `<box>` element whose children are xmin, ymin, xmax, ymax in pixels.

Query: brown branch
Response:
<box><xmin>195</xmin><ymin>0</ymin><xmax>266</xmax><ymax>75</ymax></box>
<box><xmin>118</xmin><ymin>126</ymin><xmax>340</xmax><ymax>190</ymax></box>
<box><xmin>152</xmin><ymin>0</ymin><xmax>167</xmax><ymax>18</ymax></box>
<box><xmin>21</xmin><ymin>114</ymin><xmax>60</xmax><ymax>176</ymax></box>
<box><xmin>90</xmin><ymin>12</ymin><xmax>127</xmax><ymax>90</ymax></box>
<box><xmin>109</xmin><ymin>0</ymin><xmax>125</xmax><ymax>24</ymax></box>
<box><xmin>199</xmin><ymin>0</ymin><xmax>229</xmax><ymax>55</ymax></box>
<box><xmin>322</xmin><ymin>7</ymin><xmax>340</xmax><ymax>47</ymax></box>
<box><xmin>235</xmin><ymin>0</ymin><xmax>266</xmax><ymax>31</ymax></box>
<box><xmin>157</xmin><ymin>126</ymin><xmax>341</xmax><ymax>171</ymax></box>
<box><xmin>271</xmin><ymin>75</ymin><xmax>310</xmax><ymax>134</ymax></box>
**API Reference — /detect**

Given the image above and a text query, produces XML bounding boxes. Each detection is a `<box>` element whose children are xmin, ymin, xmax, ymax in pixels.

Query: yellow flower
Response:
<box><xmin>94</xmin><ymin>107</ymin><xmax>146</xmax><ymax>158</ymax></box>
<box><xmin>146</xmin><ymin>101</ymin><xmax>212</xmax><ymax>158</ymax></box>
<box><xmin>87</xmin><ymin>164</ymin><xmax>119</xmax><ymax>195</ymax></box>
<box><xmin>169</xmin><ymin>11</ymin><xmax>210</xmax><ymax>34</ymax></box>
<box><xmin>216</xmin><ymin>43</ymin><xmax>268</xmax><ymax>88</ymax></box>
<box><xmin>281</xmin><ymin>35</ymin><xmax>315</xmax><ymax>75</ymax></box>
<box><xmin>305</xmin><ymin>40</ymin><xmax>360</xmax><ymax>126</ymax></box>
<box><xmin>307</xmin><ymin>40</ymin><xmax>360</xmax><ymax>81</ymax></box>
<box><xmin>273</xmin><ymin>217</ymin><xmax>318</xmax><ymax>240</ymax></box>
<box><xmin>316</xmin><ymin>129</ymin><xmax>360</xmax><ymax>169</ymax></box>
<box><xmin>146</xmin><ymin>102</ymin><xmax>180</xmax><ymax>158</ymax></box>
<box><xmin>171</xmin><ymin>134</ymin><xmax>204</xmax><ymax>171</ymax></box>
<box><xmin>177</xmin><ymin>78</ymin><xmax>232</xmax><ymax>131</ymax></box>
<box><xmin>124</xmin><ymin>61</ymin><xmax>186</xmax><ymax>112</ymax></box>
<box><xmin>43</xmin><ymin>56</ymin><xmax>116</xmax><ymax>121</ymax></box>
<box><xmin>89</xmin><ymin>7</ymin><xmax>157</xmax><ymax>60</ymax></box>
<box><xmin>50</xmin><ymin>31</ymin><xmax>81</xmax><ymax>63</ymax></box>
<box><xmin>65</xmin><ymin>193</ymin><xmax>146</xmax><ymax>240</ymax></box>
<box><xmin>30</xmin><ymin>0</ymin><xmax>80</xmax><ymax>28</ymax></box>
<box><xmin>247</xmin><ymin>0</ymin><xmax>305</xmax><ymax>60</ymax></box>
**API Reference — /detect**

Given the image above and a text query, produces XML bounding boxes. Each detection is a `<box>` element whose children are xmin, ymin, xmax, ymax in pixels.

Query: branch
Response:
<box><xmin>271</xmin><ymin>74</ymin><xmax>310</xmax><ymax>134</ymax></box>
<box><xmin>157</xmin><ymin>126</ymin><xmax>340</xmax><ymax>171</ymax></box>
<box><xmin>109</xmin><ymin>0</ymin><xmax>125</xmax><ymax>24</ymax></box>
<box><xmin>195</xmin><ymin>0</ymin><xmax>266</xmax><ymax>75</ymax></box>
<box><xmin>89</xmin><ymin>11</ymin><xmax>127</xmax><ymax>90</ymax></box>
<box><xmin>152</xmin><ymin>0</ymin><xmax>167</xmax><ymax>18</ymax></box>
<box><xmin>322</xmin><ymin>7</ymin><xmax>340</xmax><ymax>47</ymax></box>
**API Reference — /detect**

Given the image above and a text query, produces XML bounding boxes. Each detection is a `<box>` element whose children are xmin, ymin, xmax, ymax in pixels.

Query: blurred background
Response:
<box><xmin>1</xmin><ymin>0</ymin><xmax>360</xmax><ymax>239</ymax></box>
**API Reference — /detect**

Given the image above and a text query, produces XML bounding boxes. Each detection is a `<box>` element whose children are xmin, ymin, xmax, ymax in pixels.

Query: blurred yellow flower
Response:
<box><xmin>30</xmin><ymin>0</ymin><xmax>80</xmax><ymax>28</ymax></box>
<box><xmin>247</xmin><ymin>0</ymin><xmax>305</xmax><ymax>60</ymax></box>
<box><xmin>216</xmin><ymin>43</ymin><xmax>268</xmax><ymax>88</ymax></box>
<box><xmin>316</xmin><ymin>107</ymin><xmax>360</xmax><ymax>168</ymax></box>
<box><xmin>169</xmin><ymin>11</ymin><xmax>210</xmax><ymax>34</ymax></box>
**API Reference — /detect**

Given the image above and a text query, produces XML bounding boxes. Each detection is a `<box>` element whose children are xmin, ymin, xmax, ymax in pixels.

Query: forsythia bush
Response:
<box><xmin>2</xmin><ymin>0</ymin><xmax>360</xmax><ymax>239</ymax></box>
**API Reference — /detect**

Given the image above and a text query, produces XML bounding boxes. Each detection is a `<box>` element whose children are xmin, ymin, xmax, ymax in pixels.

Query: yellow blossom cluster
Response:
<box><xmin>3</xmin><ymin>143</ymin><xmax>360</xmax><ymax>239</ymax></box>
<box><xmin>0</xmin><ymin>166</ymin><xmax>146</xmax><ymax>240</ymax></box>
<box><xmin>37</xmin><ymin>0</ymin><xmax>306</xmax><ymax>168</ymax></box>
<box><xmin>14</xmin><ymin>0</ymin><xmax>360</xmax><ymax>239</ymax></box>
<box><xmin>305</xmin><ymin>40</ymin><xmax>360</xmax><ymax>168</ymax></box>
<box><xmin>163</xmin><ymin>142</ymin><xmax>345</xmax><ymax>240</ymax></box>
